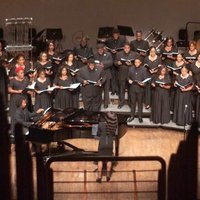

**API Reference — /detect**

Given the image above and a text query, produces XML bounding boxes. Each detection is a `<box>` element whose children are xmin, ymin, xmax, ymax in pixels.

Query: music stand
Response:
<box><xmin>117</xmin><ymin>25</ymin><xmax>134</xmax><ymax>36</ymax></box>
<box><xmin>46</xmin><ymin>28</ymin><xmax>63</xmax><ymax>52</ymax></box>
<box><xmin>98</xmin><ymin>27</ymin><xmax>114</xmax><ymax>38</ymax></box>
<box><xmin>46</xmin><ymin>28</ymin><xmax>63</xmax><ymax>41</ymax></box>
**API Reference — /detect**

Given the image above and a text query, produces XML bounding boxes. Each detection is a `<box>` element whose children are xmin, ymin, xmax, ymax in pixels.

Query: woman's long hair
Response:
<box><xmin>57</xmin><ymin>65</ymin><xmax>68</xmax><ymax>78</ymax></box>
<box><xmin>104</xmin><ymin>112</ymin><xmax>118</xmax><ymax>135</ymax></box>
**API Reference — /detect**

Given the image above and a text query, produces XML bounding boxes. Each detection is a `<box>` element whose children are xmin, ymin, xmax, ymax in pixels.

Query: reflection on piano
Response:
<box><xmin>27</xmin><ymin>108</ymin><xmax>127</xmax><ymax>156</ymax></box>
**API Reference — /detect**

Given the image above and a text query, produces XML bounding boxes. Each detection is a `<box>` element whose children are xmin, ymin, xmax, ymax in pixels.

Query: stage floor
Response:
<box><xmin>10</xmin><ymin>127</ymin><xmax>200</xmax><ymax>200</ymax></box>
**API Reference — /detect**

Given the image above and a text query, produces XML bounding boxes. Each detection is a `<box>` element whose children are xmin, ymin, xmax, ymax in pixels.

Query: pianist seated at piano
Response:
<box><xmin>96</xmin><ymin>111</ymin><xmax>118</xmax><ymax>183</ymax></box>
<box><xmin>11</xmin><ymin>96</ymin><xmax>44</xmax><ymax>137</ymax></box>
<box><xmin>77</xmin><ymin>58</ymin><xmax>106</xmax><ymax>111</ymax></box>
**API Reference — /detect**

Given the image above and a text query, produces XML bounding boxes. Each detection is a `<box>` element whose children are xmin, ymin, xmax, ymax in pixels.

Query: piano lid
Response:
<box><xmin>34</xmin><ymin>107</ymin><xmax>128</xmax><ymax>128</ymax></box>
<box><xmin>63</xmin><ymin>108</ymin><xmax>104</xmax><ymax>124</ymax></box>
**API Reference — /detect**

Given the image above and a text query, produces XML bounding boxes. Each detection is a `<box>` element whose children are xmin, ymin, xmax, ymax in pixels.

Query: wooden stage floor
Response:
<box><xmin>10</xmin><ymin>127</ymin><xmax>200</xmax><ymax>200</ymax></box>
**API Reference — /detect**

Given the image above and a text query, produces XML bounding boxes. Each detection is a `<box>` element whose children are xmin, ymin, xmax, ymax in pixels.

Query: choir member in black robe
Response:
<box><xmin>151</xmin><ymin>66</ymin><xmax>171</xmax><ymax>124</ymax></box>
<box><xmin>144</xmin><ymin>46</ymin><xmax>162</xmax><ymax>108</ymax></box>
<box><xmin>94</xmin><ymin>43</ymin><xmax>113</xmax><ymax>108</ymax></box>
<box><xmin>169</xmin><ymin>54</ymin><xmax>185</xmax><ymax>77</ymax></box>
<box><xmin>115</xmin><ymin>43</ymin><xmax>137</xmax><ymax>108</ymax></box>
<box><xmin>9</xmin><ymin>54</ymin><xmax>31</xmax><ymax>80</ymax></box>
<box><xmin>106</xmin><ymin>28</ymin><xmax>126</xmax><ymax>95</ymax></box>
<box><xmin>34</xmin><ymin>52</ymin><xmax>53</xmax><ymax>83</ymax></box>
<box><xmin>189</xmin><ymin>53</ymin><xmax>200</xmax><ymax>110</ymax></box>
<box><xmin>190</xmin><ymin>53</ymin><xmax>200</xmax><ymax>83</ymax></box>
<box><xmin>34</xmin><ymin>51</ymin><xmax>52</xmax><ymax>70</ymax></box>
<box><xmin>173</xmin><ymin>66</ymin><xmax>194</xmax><ymax>126</ymax></box>
<box><xmin>127</xmin><ymin>58</ymin><xmax>148</xmax><ymax>123</ymax></box>
<box><xmin>168</xmin><ymin>53</ymin><xmax>185</xmax><ymax>111</ymax></box>
<box><xmin>46</xmin><ymin>41</ymin><xmax>57</xmax><ymax>60</ymax></box>
<box><xmin>160</xmin><ymin>37</ymin><xmax>178</xmax><ymax>67</ymax></box>
<box><xmin>53</xmin><ymin>66</ymin><xmax>73</xmax><ymax>110</ymax></box>
<box><xmin>77</xmin><ymin>58</ymin><xmax>106</xmax><ymax>111</ymax></box>
<box><xmin>8</xmin><ymin>67</ymin><xmax>32</xmax><ymax>136</ymax></box>
<box><xmin>96</xmin><ymin>111</ymin><xmax>118</xmax><ymax>183</ymax></box>
<box><xmin>62</xmin><ymin>52</ymin><xmax>80</xmax><ymax>108</ymax></box>
<box><xmin>184</xmin><ymin>40</ymin><xmax>198</xmax><ymax>67</ymax></box>
<box><xmin>34</xmin><ymin>69</ymin><xmax>52</xmax><ymax>111</ymax></box>
<box><xmin>11</xmin><ymin>97</ymin><xmax>43</xmax><ymax>136</ymax></box>
<box><xmin>195</xmin><ymin>79</ymin><xmax>200</xmax><ymax>127</ymax></box>
<box><xmin>0</xmin><ymin>60</ymin><xmax>8</xmax><ymax>109</ymax></box>
<box><xmin>0</xmin><ymin>41</ymin><xmax>7</xmax><ymax>61</ymax></box>
<box><xmin>73</xmin><ymin>36</ymin><xmax>93</xmax><ymax>68</ymax></box>
<box><xmin>130</xmin><ymin>30</ymin><xmax>149</xmax><ymax>60</ymax></box>
<box><xmin>46</xmin><ymin>41</ymin><xmax>61</xmax><ymax>71</ymax></box>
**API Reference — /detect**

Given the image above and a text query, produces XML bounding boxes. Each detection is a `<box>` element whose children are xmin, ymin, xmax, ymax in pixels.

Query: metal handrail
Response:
<box><xmin>40</xmin><ymin>155</ymin><xmax>166</xmax><ymax>200</ymax></box>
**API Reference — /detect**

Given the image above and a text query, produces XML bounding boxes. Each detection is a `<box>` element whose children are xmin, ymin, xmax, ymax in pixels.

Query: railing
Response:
<box><xmin>37</xmin><ymin>155</ymin><xmax>166</xmax><ymax>200</ymax></box>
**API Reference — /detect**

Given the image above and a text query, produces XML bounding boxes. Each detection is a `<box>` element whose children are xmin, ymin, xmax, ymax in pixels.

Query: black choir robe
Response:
<box><xmin>143</xmin><ymin>55</ymin><xmax>162</xmax><ymax>106</ymax></box>
<box><xmin>128</xmin><ymin>65</ymin><xmax>148</xmax><ymax>118</ymax></box>
<box><xmin>0</xmin><ymin>64</ymin><xmax>8</xmax><ymax>108</ymax></box>
<box><xmin>94</xmin><ymin>51</ymin><xmax>113</xmax><ymax>106</ymax></box>
<box><xmin>195</xmin><ymin>81</ymin><xmax>200</xmax><ymax>126</ymax></box>
<box><xmin>173</xmin><ymin>74</ymin><xmax>193</xmax><ymax>126</ymax></box>
<box><xmin>62</xmin><ymin>61</ymin><xmax>80</xmax><ymax>108</ymax></box>
<box><xmin>160</xmin><ymin>46</ymin><xmax>178</xmax><ymax>67</ymax></box>
<box><xmin>106</xmin><ymin>36</ymin><xmax>126</xmax><ymax>52</ymax></box>
<box><xmin>106</xmin><ymin>35</ymin><xmax>126</xmax><ymax>94</ymax></box>
<box><xmin>151</xmin><ymin>75</ymin><xmax>171</xmax><ymax>124</ymax></box>
<box><xmin>73</xmin><ymin>44</ymin><xmax>93</xmax><ymax>68</ymax></box>
<box><xmin>190</xmin><ymin>62</ymin><xmax>200</xmax><ymax>83</ymax></box>
<box><xmin>77</xmin><ymin>65</ymin><xmax>106</xmax><ymax>111</ymax></box>
<box><xmin>115</xmin><ymin>50</ymin><xmax>137</xmax><ymax>106</ymax></box>
<box><xmin>130</xmin><ymin>39</ymin><xmax>149</xmax><ymax>52</ymax></box>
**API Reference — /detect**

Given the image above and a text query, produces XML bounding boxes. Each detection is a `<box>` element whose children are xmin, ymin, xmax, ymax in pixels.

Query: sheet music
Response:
<box><xmin>38</xmin><ymin>86</ymin><xmax>57</xmax><ymax>94</ymax></box>
<box><xmin>166</xmin><ymin>65</ymin><xmax>182</xmax><ymax>71</ymax></box>
<box><xmin>25</xmin><ymin>82</ymin><xmax>36</xmax><ymax>91</ymax></box>
<box><xmin>175</xmin><ymin>81</ymin><xmax>191</xmax><ymax>89</ymax></box>
<box><xmin>62</xmin><ymin>83</ymin><xmax>81</xmax><ymax>90</ymax></box>
<box><xmin>43</xmin><ymin>107</ymin><xmax>52</xmax><ymax>115</ymax></box>
<box><xmin>141</xmin><ymin>77</ymin><xmax>152</xmax><ymax>83</ymax></box>
<box><xmin>155</xmin><ymin>80</ymin><xmax>166</xmax><ymax>85</ymax></box>
<box><xmin>87</xmin><ymin>77</ymin><xmax>103</xmax><ymax>85</ymax></box>
<box><xmin>120</xmin><ymin>58</ymin><xmax>135</xmax><ymax>63</ymax></box>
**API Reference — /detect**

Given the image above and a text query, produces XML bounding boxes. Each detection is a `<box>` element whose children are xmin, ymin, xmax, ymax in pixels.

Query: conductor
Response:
<box><xmin>96</xmin><ymin>111</ymin><xmax>118</xmax><ymax>183</ymax></box>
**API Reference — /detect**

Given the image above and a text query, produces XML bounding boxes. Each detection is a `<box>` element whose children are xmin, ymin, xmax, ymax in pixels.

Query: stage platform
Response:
<box><xmin>127</xmin><ymin>118</ymin><xmax>190</xmax><ymax>131</ymax></box>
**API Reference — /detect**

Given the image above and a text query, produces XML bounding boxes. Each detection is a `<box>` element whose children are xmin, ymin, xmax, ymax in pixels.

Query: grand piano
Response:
<box><xmin>27</xmin><ymin>108</ymin><xmax>127</xmax><ymax>156</ymax></box>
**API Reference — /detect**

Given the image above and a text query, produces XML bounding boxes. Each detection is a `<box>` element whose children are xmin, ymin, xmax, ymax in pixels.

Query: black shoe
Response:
<box><xmin>138</xmin><ymin>118</ymin><xmax>143</xmax><ymax>123</ymax></box>
<box><xmin>96</xmin><ymin>178</ymin><xmax>102</xmax><ymax>183</ymax></box>
<box><xmin>106</xmin><ymin>176</ymin><xmax>110</xmax><ymax>182</ymax></box>
<box><xmin>118</xmin><ymin>104</ymin><xmax>123</xmax><ymax>109</ymax></box>
<box><xmin>127</xmin><ymin>117</ymin><xmax>134</xmax><ymax>122</ymax></box>
<box><xmin>104</xmin><ymin>105</ymin><xmax>108</xmax><ymax>109</ymax></box>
